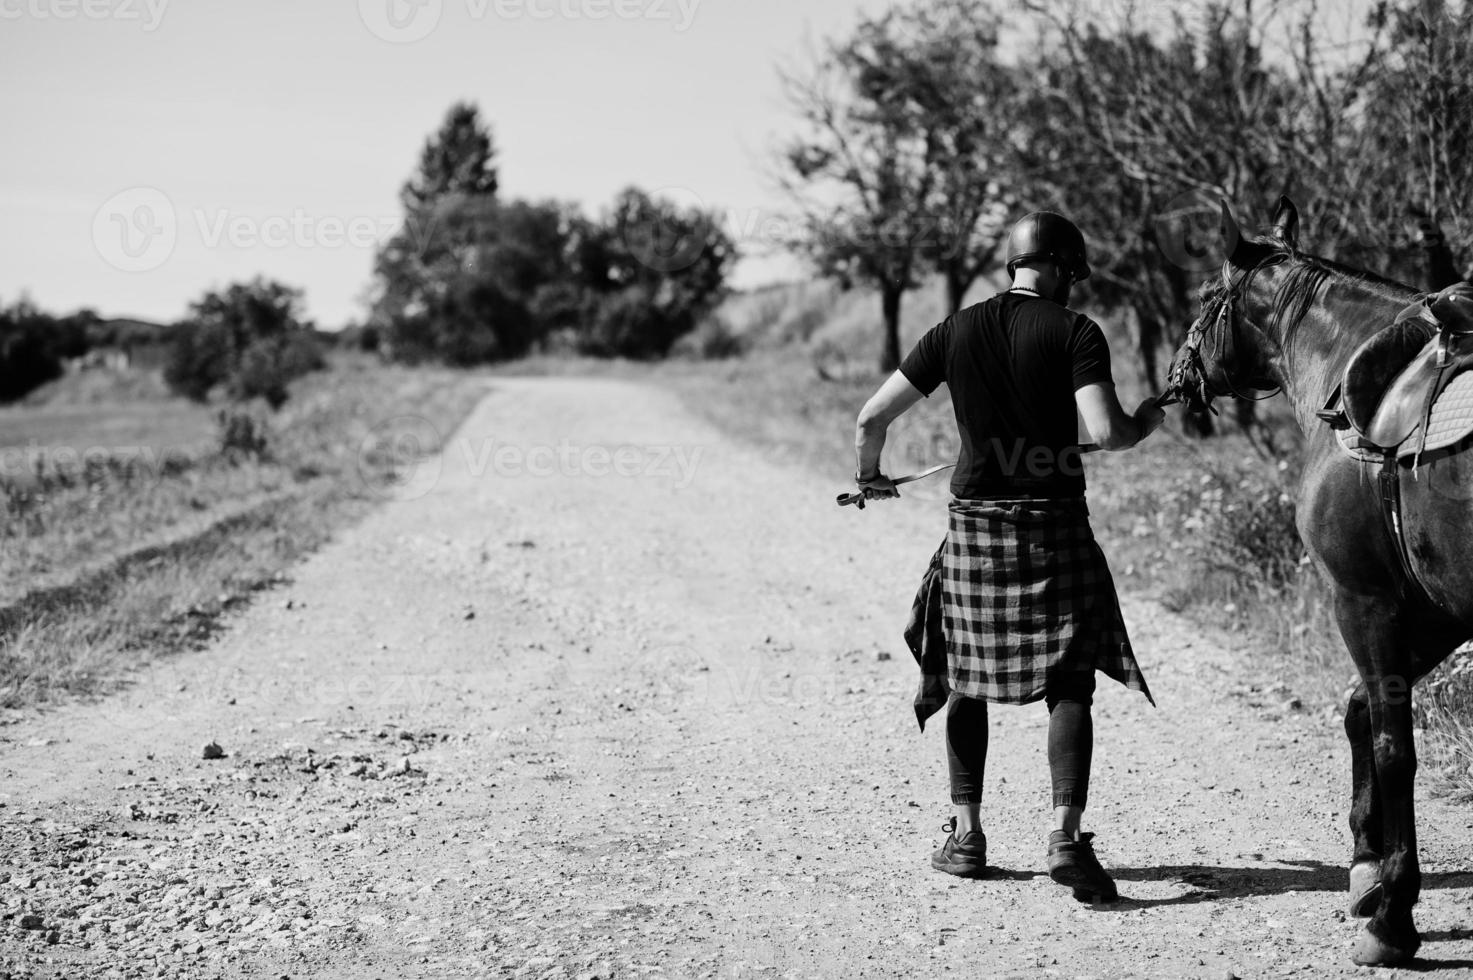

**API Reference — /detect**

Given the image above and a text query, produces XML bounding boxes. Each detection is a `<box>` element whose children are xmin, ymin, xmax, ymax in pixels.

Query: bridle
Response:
<box><xmin>1169</xmin><ymin>254</ymin><xmax>1287</xmax><ymax>414</ymax></box>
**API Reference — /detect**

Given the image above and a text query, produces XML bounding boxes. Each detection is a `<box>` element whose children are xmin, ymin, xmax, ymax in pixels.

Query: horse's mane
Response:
<box><xmin>1212</xmin><ymin>236</ymin><xmax>1419</xmax><ymax>347</ymax></box>
<box><xmin>1184</xmin><ymin>233</ymin><xmax>1424</xmax><ymax>413</ymax></box>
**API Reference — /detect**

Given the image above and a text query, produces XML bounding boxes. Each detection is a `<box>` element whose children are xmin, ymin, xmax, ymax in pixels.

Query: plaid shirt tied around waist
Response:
<box><xmin>904</xmin><ymin>497</ymin><xmax>1153</xmax><ymax>729</ymax></box>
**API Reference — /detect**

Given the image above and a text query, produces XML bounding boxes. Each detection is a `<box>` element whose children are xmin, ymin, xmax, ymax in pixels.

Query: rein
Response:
<box><xmin>1171</xmin><ymin>255</ymin><xmax>1287</xmax><ymax>412</ymax></box>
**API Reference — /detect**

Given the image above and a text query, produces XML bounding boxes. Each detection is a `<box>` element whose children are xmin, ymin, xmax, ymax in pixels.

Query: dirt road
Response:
<box><xmin>4</xmin><ymin>377</ymin><xmax>1473</xmax><ymax>979</ymax></box>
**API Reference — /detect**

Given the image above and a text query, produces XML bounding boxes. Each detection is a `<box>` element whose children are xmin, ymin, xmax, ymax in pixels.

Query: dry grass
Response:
<box><xmin>0</xmin><ymin>402</ymin><xmax>214</xmax><ymax>452</ymax></box>
<box><xmin>0</xmin><ymin>353</ymin><xmax>490</xmax><ymax>715</ymax></box>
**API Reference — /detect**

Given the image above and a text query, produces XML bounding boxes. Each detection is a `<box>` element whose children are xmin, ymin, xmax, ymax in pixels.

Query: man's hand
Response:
<box><xmin>1133</xmin><ymin>396</ymin><xmax>1167</xmax><ymax>441</ymax></box>
<box><xmin>856</xmin><ymin>471</ymin><xmax>900</xmax><ymax>506</ymax></box>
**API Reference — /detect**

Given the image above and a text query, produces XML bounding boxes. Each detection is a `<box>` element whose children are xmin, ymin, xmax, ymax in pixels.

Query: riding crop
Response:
<box><xmin>836</xmin><ymin>392</ymin><xmax>1179</xmax><ymax>508</ymax></box>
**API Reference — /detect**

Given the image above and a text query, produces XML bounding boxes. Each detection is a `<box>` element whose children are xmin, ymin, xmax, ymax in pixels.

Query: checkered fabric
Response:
<box><xmin>905</xmin><ymin>497</ymin><xmax>1152</xmax><ymax>727</ymax></box>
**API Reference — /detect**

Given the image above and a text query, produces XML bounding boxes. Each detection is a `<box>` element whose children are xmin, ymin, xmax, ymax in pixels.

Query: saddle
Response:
<box><xmin>1319</xmin><ymin>281</ymin><xmax>1473</xmax><ymax>460</ymax></box>
<box><xmin>1316</xmin><ymin>283</ymin><xmax>1473</xmax><ymax>611</ymax></box>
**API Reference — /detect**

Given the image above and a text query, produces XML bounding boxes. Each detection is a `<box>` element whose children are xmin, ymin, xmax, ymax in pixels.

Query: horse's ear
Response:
<box><xmin>1272</xmin><ymin>196</ymin><xmax>1299</xmax><ymax>249</ymax></box>
<box><xmin>1219</xmin><ymin>200</ymin><xmax>1246</xmax><ymax>263</ymax></box>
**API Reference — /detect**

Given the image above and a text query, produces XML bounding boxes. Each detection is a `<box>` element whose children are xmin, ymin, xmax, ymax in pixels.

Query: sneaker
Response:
<box><xmin>931</xmin><ymin>816</ymin><xmax>988</xmax><ymax>878</ymax></box>
<box><xmin>1047</xmin><ymin>830</ymin><xmax>1118</xmax><ymax>902</ymax></box>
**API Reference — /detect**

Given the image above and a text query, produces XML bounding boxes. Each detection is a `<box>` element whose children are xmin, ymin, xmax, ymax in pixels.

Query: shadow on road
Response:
<box><xmin>1399</xmin><ymin>956</ymin><xmax>1473</xmax><ymax>971</ymax></box>
<box><xmin>1097</xmin><ymin>862</ymin><xmax>1473</xmax><ymax>909</ymax></box>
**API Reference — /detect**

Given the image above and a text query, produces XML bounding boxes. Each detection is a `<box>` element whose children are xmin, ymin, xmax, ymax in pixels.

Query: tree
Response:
<box><xmin>0</xmin><ymin>298</ymin><xmax>65</xmax><ymax>403</ymax></box>
<box><xmin>778</xmin><ymin>12</ymin><xmax>946</xmax><ymax>372</ymax></box>
<box><xmin>1351</xmin><ymin>0</ymin><xmax>1473</xmax><ymax>282</ymax></box>
<box><xmin>1021</xmin><ymin>1</ymin><xmax>1305</xmax><ymax>395</ymax></box>
<box><xmin>372</xmin><ymin>102</ymin><xmax>524</xmax><ymax>362</ymax></box>
<box><xmin>370</xmin><ymin>104</ymin><xmax>621</xmax><ymax>364</ymax></box>
<box><xmin>778</xmin><ymin>2</ymin><xmax>1023</xmax><ymax>367</ymax></box>
<box><xmin>576</xmin><ymin>188</ymin><xmax>735</xmax><ymax>358</ymax></box>
<box><xmin>399</xmin><ymin>102</ymin><xmax>499</xmax><ymax>214</ymax></box>
<box><xmin>165</xmin><ymin>278</ymin><xmax>321</xmax><ymax>408</ymax></box>
<box><xmin>900</xmin><ymin>0</ymin><xmax>1018</xmax><ymax>313</ymax></box>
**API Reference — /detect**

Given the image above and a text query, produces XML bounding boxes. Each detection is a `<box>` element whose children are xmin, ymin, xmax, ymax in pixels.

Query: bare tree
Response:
<box><xmin>1354</xmin><ymin>0</ymin><xmax>1473</xmax><ymax>282</ymax></box>
<box><xmin>777</xmin><ymin>14</ymin><xmax>945</xmax><ymax>371</ymax></box>
<box><xmin>1020</xmin><ymin>0</ymin><xmax>1304</xmax><ymax>403</ymax></box>
<box><xmin>899</xmin><ymin>0</ymin><xmax>1019</xmax><ymax>313</ymax></box>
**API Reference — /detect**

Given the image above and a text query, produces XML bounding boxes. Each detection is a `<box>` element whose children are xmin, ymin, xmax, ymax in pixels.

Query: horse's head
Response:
<box><xmin>1166</xmin><ymin>197</ymin><xmax>1300</xmax><ymax>414</ymax></box>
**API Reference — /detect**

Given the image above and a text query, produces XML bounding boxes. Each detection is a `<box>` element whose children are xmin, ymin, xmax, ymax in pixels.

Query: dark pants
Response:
<box><xmin>945</xmin><ymin>671</ymin><xmax>1096</xmax><ymax>809</ymax></box>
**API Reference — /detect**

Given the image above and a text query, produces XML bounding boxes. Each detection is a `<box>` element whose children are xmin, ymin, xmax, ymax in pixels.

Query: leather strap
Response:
<box><xmin>1376</xmin><ymin>452</ymin><xmax>1442</xmax><ymax>609</ymax></box>
<box><xmin>837</xmin><ymin>463</ymin><xmax>956</xmax><ymax>508</ymax></box>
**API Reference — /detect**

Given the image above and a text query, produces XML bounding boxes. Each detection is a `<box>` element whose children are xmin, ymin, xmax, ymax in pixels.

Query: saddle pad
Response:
<box><xmin>1422</xmin><ymin>370</ymin><xmax>1473</xmax><ymax>455</ymax></box>
<box><xmin>1335</xmin><ymin>370</ymin><xmax>1473</xmax><ymax>462</ymax></box>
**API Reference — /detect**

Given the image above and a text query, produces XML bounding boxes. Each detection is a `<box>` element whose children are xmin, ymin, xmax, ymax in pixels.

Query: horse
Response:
<box><xmin>1164</xmin><ymin>196</ymin><xmax>1473</xmax><ymax>967</ymax></box>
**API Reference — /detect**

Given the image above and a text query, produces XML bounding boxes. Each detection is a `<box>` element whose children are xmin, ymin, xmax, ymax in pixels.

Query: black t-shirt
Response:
<box><xmin>898</xmin><ymin>291</ymin><xmax>1115</xmax><ymax>499</ymax></box>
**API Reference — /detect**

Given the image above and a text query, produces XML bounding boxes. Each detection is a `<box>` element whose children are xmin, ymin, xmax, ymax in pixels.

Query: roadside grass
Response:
<box><xmin>0</xmin><ymin>402</ymin><xmax>214</xmax><ymax>452</ymax></box>
<box><xmin>19</xmin><ymin>360</ymin><xmax>178</xmax><ymax>407</ymax></box>
<box><xmin>0</xmin><ymin>353</ymin><xmax>490</xmax><ymax>715</ymax></box>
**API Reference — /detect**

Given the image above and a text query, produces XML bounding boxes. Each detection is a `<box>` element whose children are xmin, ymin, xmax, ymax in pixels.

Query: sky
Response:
<box><xmin>0</xmin><ymin>0</ymin><xmax>897</xmax><ymax>326</ymax></box>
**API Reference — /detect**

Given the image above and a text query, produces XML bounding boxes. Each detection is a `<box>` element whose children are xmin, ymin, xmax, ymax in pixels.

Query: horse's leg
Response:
<box><xmin>1335</xmin><ymin>594</ymin><xmax>1422</xmax><ymax>966</ymax></box>
<box><xmin>1356</xmin><ymin>679</ymin><xmax>1422</xmax><ymax>965</ymax></box>
<box><xmin>1344</xmin><ymin>682</ymin><xmax>1384</xmax><ymax>917</ymax></box>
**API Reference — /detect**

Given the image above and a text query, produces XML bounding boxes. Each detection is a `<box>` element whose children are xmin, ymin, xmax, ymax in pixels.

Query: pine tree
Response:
<box><xmin>400</xmin><ymin>102</ymin><xmax>499</xmax><ymax>215</ymax></box>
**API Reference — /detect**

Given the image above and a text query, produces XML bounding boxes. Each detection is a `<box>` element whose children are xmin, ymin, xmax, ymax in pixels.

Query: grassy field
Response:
<box><xmin>0</xmin><ymin>403</ymin><xmax>214</xmax><ymax>453</ymax></box>
<box><xmin>0</xmin><ymin>353</ymin><xmax>490</xmax><ymax>717</ymax></box>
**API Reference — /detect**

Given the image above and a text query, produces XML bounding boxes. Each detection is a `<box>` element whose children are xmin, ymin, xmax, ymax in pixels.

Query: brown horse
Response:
<box><xmin>1166</xmin><ymin>196</ymin><xmax>1473</xmax><ymax>967</ymax></box>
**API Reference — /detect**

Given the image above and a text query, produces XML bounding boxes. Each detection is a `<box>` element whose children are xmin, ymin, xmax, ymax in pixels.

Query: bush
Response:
<box><xmin>580</xmin><ymin>287</ymin><xmax>687</xmax><ymax>359</ymax></box>
<box><xmin>229</xmin><ymin>340</ymin><xmax>290</xmax><ymax>409</ymax></box>
<box><xmin>283</xmin><ymin>331</ymin><xmax>327</xmax><ymax>376</ymax></box>
<box><xmin>671</xmin><ymin>314</ymin><xmax>746</xmax><ymax>360</ymax></box>
<box><xmin>164</xmin><ymin>321</ymin><xmax>233</xmax><ymax>402</ymax></box>
<box><xmin>0</xmin><ymin>299</ymin><xmax>86</xmax><ymax>403</ymax></box>
<box><xmin>165</xmin><ymin>279</ymin><xmax>322</xmax><ymax>408</ymax></box>
<box><xmin>1161</xmin><ymin>459</ymin><xmax>1305</xmax><ymax>590</ymax></box>
<box><xmin>349</xmin><ymin>324</ymin><xmax>381</xmax><ymax>353</ymax></box>
<box><xmin>0</xmin><ymin>322</ymin><xmax>63</xmax><ymax>403</ymax></box>
<box><xmin>217</xmin><ymin>409</ymin><xmax>270</xmax><ymax>459</ymax></box>
<box><xmin>441</xmin><ymin>278</ymin><xmax>539</xmax><ymax>365</ymax></box>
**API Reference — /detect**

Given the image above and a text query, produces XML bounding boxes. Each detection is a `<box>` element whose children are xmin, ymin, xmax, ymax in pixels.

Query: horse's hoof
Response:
<box><xmin>1349</xmin><ymin>862</ymin><xmax>1383</xmax><ymax>918</ymax></box>
<box><xmin>1071</xmin><ymin>886</ymin><xmax>1119</xmax><ymax>904</ymax></box>
<box><xmin>1351</xmin><ymin>926</ymin><xmax>1420</xmax><ymax>967</ymax></box>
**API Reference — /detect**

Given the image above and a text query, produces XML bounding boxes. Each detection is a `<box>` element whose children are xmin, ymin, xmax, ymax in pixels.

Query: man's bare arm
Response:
<box><xmin>1076</xmin><ymin>382</ymin><xmax>1165</xmax><ymax>451</ymax></box>
<box><xmin>855</xmin><ymin>370</ymin><xmax>926</xmax><ymax>478</ymax></box>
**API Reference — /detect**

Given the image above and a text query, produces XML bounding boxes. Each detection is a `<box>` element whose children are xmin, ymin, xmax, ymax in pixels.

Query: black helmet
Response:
<box><xmin>1006</xmin><ymin>211</ymin><xmax>1091</xmax><ymax>282</ymax></box>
